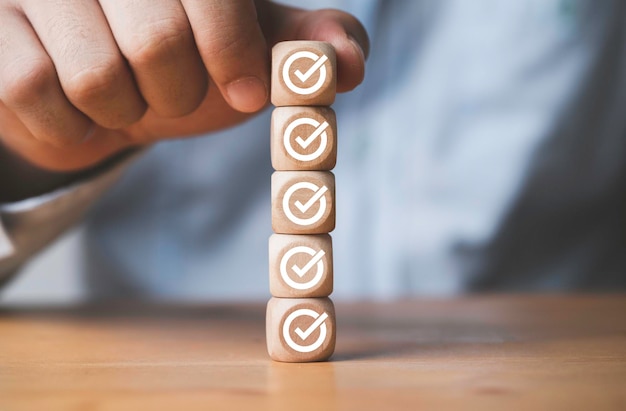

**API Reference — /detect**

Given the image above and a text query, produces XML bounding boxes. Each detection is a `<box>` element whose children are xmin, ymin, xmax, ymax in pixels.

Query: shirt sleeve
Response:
<box><xmin>0</xmin><ymin>151</ymin><xmax>141</xmax><ymax>286</ymax></box>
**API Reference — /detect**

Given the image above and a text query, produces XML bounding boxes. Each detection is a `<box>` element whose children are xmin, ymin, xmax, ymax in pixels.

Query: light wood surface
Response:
<box><xmin>1</xmin><ymin>295</ymin><xmax>625</xmax><ymax>410</ymax></box>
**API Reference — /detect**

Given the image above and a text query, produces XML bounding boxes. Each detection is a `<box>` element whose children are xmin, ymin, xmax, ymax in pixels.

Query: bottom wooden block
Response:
<box><xmin>266</xmin><ymin>297</ymin><xmax>336</xmax><ymax>363</ymax></box>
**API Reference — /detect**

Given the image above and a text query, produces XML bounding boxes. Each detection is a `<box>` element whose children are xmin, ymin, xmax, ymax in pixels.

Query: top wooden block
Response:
<box><xmin>271</xmin><ymin>41</ymin><xmax>336</xmax><ymax>107</ymax></box>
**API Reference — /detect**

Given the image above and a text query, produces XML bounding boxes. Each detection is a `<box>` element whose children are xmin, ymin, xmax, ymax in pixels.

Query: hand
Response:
<box><xmin>0</xmin><ymin>0</ymin><xmax>368</xmax><ymax>171</ymax></box>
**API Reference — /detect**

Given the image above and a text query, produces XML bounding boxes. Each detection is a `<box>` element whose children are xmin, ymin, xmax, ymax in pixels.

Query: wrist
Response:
<box><xmin>0</xmin><ymin>142</ymin><xmax>82</xmax><ymax>202</ymax></box>
<box><xmin>0</xmin><ymin>140</ymin><xmax>135</xmax><ymax>202</ymax></box>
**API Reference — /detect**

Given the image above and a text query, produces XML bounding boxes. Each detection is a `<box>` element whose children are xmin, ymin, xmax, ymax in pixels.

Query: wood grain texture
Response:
<box><xmin>269</xmin><ymin>234</ymin><xmax>333</xmax><ymax>298</ymax></box>
<box><xmin>266</xmin><ymin>297</ymin><xmax>336</xmax><ymax>363</ymax></box>
<box><xmin>0</xmin><ymin>295</ymin><xmax>625</xmax><ymax>410</ymax></box>
<box><xmin>271</xmin><ymin>41</ymin><xmax>336</xmax><ymax>107</ymax></box>
<box><xmin>271</xmin><ymin>106</ymin><xmax>337</xmax><ymax>171</ymax></box>
<box><xmin>271</xmin><ymin>171</ymin><xmax>335</xmax><ymax>234</ymax></box>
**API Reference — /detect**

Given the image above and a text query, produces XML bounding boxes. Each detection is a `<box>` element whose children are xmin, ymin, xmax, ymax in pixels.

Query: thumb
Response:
<box><xmin>257</xmin><ymin>2</ymin><xmax>369</xmax><ymax>93</ymax></box>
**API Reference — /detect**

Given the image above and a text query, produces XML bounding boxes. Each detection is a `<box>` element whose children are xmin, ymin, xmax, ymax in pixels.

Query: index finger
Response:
<box><xmin>181</xmin><ymin>0</ymin><xmax>269</xmax><ymax>113</ymax></box>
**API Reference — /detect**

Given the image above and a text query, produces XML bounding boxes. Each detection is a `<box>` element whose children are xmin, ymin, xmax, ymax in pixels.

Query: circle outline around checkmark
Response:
<box><xmin>283</xmin><ymin>117</ymin><xmax>328</xmax><ymax>162</ymax></box>
<box><xmin>283</xmin><ymin>181</ymin><xmax>327</xmax><ymax>226</ymax></box>
<box><xmin>283</xmin><ymin>308</ymin><xmax>328</xmax><ymax>353</ymax></box>
<box><xmin>282</xmin><ymin>50</ymin><xmax>327</xmax><ymax>95</ymax></box>
<box><xmin>280</xmin><ymin>246</ymin><xmax>325</xmax><ymax>290</ymax></box>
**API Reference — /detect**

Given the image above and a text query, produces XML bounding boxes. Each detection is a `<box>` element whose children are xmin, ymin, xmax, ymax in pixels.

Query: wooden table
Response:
<box><xmin>1</xmin><ymin>295</ymin><xmax>624</xmax><ymax>410</ymax></box>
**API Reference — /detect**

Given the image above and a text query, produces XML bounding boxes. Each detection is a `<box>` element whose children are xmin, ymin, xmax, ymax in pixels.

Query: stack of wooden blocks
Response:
<box><xmin>266</xmin><ymin>41</ymin><xmax>337</xmax><ymax>362</ymax></box>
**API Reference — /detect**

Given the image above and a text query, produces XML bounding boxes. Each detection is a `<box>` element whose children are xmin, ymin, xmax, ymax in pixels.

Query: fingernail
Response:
<box><xmin>348</xmin><ymin>35</ymin><xmax>367</xmax><ymax>61</ymax></box>
<box><xmin>225</xmin><ymin>76</ymin><xmax>268</xmax><ymax>113</ymax></box>
<box><xmin>82</xmin><ymin>123</ymin><xmax>96</xmax><ymax>143</ymax></box>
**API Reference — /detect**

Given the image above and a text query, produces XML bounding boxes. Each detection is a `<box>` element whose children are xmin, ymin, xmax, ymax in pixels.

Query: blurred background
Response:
<box><xmin>2</xmin><ymin>228</ymin><xmax>84</xmax><ymax>304</ymax></box>
<box><xmin>2</xmin><ymin>0</ymin><xmax>626</xmax><ymax>305</ymax></box>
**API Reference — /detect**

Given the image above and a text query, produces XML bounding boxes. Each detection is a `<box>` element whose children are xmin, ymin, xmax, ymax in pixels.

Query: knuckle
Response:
<box><xmin>125</xmin><ymin>18</ymin><xmax>192</xmax><ymax>66</ymax></box>
<box><xmin>32</xmin><ymin>112</ymin><xmax>89</xmax><ymax>148</ymax></box>
<box><xmin>201</xmin><ymin>26</ymin><xmax>256</xmax><ymax>61</ymax></box>
<box><xmin>1</xmin><ymin>57</ymin><xmax>55</xmax><ymax>108</ymax></box>
<box><xmin>64</xmin><ymin>57</ymin><xmax>124</xmax><ymax>105</ymax></box>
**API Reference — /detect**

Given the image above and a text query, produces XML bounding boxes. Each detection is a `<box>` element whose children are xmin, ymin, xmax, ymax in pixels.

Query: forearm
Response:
<box><xmin>0</xmin><ymin>140</ymin><xmax>135</xmax><ymax>203</ymax></box>
<box><xmin>0</xmin><ymin>147</ymin><xmax>141</xmax><ymax>283</ymax></box>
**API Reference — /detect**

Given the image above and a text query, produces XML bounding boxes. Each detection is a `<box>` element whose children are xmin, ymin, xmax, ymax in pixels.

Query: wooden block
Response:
<box><xmin>271</xmin><ymin>41</ymin><xmax>336</xmax><ymax>107</ymax></box>
<box><xmin>266</xmin><ymin>297</ymin><xmax>336</xmax><ymax>362</ymax></box>
<box><xmin>271</xmin><ymin>106</ymin><xmax>337</xmax><ymax>171</ymax></box>
<box><xmin>269</xmin><ymin>234</ymin><xmax>333</xmax><ymax>298</ymax></box>
<box><xmin>272</xmin><ymin>171</ymin><xmax>335</xmax><ymax>234</ymax></box>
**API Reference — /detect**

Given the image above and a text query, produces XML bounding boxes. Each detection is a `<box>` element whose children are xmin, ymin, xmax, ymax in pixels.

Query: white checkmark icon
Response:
<box><xmin>294</xmin><ymin>54</ymin><xmax>328</xmax><ymax>83</ymax></box>
<box><xmin>280</xmin><ymin>246</ymin><xmax>325</xmax><ymax>290</ymax></box>
<box><xmin>295</xmin><ymin>121</ymin><xmax>328</xmax><ymax>149</ymax></box>
<box><xmin>294</xmin><ymin>312</ymin><xmax>329</xmax><ymax>340</ymax></box>
<box><xmin>291</xmin><ymin>250</ymin><xmax>325</xmax><ymax>278</ymax></box>
<box><xmin>283</xmin><ymin>182</ymin><xmax>329</xmax><ymax>226</ymax></box>
<box><xmin>284</xmin><ymin>118</ymin><xmax>329</xmax><ymax>162</ymax></box>
<box><xmin>283</xmin><ymin>308</ymin><xmax>329</xmax><ymax>352</ymax></box>
<box><xmin>294</xmin><ymin>186</ymin><xmax>328</xmax><ymax>213</ymax></box>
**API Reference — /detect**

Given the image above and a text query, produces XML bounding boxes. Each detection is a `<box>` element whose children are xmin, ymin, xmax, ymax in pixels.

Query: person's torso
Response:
<box><xmin>85</xmin><ymin>0</ymin><xmax>626</xmax><ymax>300</ymax></box>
